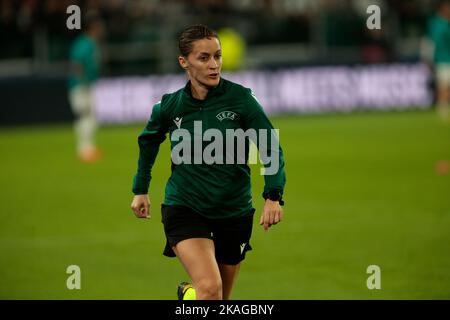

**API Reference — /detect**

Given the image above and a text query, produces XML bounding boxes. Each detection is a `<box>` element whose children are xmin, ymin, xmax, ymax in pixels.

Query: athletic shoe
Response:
<box><xmin>177</xmin><ymin>282</ymin><xmax>195</xmax><ymax>300</ymax></box>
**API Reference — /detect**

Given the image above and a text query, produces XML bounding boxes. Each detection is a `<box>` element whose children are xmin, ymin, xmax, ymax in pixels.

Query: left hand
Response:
<box><xmin>259</xmin><ymin>199</ymin><xmax>284</xmax><ymax>231</ymax></box>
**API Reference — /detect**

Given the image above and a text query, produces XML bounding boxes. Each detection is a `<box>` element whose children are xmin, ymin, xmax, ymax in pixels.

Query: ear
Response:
<box><xmin>178</xmin><ymin>56</ymin><xmax>189</xmax><ymax>70</ymax></box>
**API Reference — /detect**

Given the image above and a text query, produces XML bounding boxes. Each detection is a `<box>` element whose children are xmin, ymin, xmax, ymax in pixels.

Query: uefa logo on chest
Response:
<box><xmin>216</xmin><ymin>111</ymin><xmax>237</xmax><ymax>122</ymax></box>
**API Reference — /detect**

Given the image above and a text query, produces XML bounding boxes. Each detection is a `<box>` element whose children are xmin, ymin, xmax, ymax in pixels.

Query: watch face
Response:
<box><xmin>269</xmin><ymin>191</ymin><xmax>281</xmax><ymax>201</ymax></box>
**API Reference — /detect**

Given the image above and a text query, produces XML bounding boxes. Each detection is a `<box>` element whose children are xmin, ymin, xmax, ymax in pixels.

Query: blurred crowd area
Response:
<box><xmin>0</xmin><ymin>0</ymin><xmax>442</xmax><ymax>75</ymax></box>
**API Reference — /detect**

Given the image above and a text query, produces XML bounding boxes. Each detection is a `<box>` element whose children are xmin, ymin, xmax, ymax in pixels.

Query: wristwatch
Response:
<box><xmin>263</xmin><ymin>189</ymin><xmax>285</xmax><ymax>206</ymax></box>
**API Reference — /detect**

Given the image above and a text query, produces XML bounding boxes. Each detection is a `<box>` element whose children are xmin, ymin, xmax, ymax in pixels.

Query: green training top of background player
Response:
<box><xmin>132</xmin><ymin>78</ymin><xmax>286</xmax><ymax>219</ymax></box>
<box><xmin>428</xmin><ymin>14</ymin><xmax>450</xmax><ymax>64</ymax></box>
<box><xmin>68</xmin><ymin>34</ymin><xmax>100</xmax><ymax>89</ymax></box>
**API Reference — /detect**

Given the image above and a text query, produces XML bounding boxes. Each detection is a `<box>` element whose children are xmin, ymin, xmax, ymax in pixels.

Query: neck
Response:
<box><xmin>190</xmin><ymin>79</ymin><xmax>209</xmax><ymax>100</ymax></box>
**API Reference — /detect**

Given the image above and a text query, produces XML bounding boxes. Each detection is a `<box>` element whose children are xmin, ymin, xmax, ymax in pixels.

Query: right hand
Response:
<box><xmin>131</xmin><ymin>194</ymin><xmax>150</xmax><ymax>219</ymax></box>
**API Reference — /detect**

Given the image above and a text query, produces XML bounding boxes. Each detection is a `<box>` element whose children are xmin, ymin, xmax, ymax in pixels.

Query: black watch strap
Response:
<box><xmin>263</xmin><ymin>190</ymin><xmax>285</xmax><ymax>206</ymax></box>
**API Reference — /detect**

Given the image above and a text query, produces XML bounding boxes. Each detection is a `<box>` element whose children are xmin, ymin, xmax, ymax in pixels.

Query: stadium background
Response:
<box><xmin>0</xmin><ymin>0</ymin><xmax>449</xmax><ymax>299</ymax></box>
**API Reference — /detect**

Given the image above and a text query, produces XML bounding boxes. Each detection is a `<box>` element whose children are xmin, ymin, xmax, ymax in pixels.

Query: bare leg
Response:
<box><xmin>218</xmin><ymin>263</ymin><xmax>241</xmax><ymax>300</ymax></box>
<box><xmin>437</xmin><ymin>86</ymin><xmax>450</xmax><ymax>120</ymax></box>
<box><xmin>70</xmin><ymin>86</ymin><xmax>100</xmax><ymax>162</ymax></box>
<box><xmin>173</xmin><ymin>238</ymin><xmax>223</xmax><ymax>300</ymax></box>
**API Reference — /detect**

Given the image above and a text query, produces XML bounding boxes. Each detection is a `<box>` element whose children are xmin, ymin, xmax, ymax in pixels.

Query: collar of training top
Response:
<box><xmin>182</xmin><ymin>77</ymin><xmax>225</xmax><ymax>104</ymax></box>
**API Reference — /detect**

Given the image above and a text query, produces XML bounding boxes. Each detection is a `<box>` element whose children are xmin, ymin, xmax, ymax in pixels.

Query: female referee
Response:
<box><xmin>130</xmin><ymin>24</ymin><xmax>286</xmax><ymax>300</ymax></box>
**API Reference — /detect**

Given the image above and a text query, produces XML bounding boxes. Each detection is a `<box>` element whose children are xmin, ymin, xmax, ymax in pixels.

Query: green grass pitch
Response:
<box><xmin>0</xmin><ymin>110</ymin><xmax>449</xmax><ymax>299</ymax></box>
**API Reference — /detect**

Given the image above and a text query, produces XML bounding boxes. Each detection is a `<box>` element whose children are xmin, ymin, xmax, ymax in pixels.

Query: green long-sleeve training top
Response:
<box><xmin>132</xmin><ymin>77</ymin><xmax>286</xmax><ymax>219</ymax></box>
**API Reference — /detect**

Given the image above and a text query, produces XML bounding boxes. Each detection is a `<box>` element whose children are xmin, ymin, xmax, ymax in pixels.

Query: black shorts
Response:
<box><xmin>161</xmin><ymin>204</ymin><xmax>255</xmax><ymax>265</ymax></box>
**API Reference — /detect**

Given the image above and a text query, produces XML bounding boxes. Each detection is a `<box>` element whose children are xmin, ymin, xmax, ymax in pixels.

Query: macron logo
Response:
<box><xmin>173</xmin><ymin>117</ymin><xmax>182</xmax><ymax>129</ymax></box>
<box><xmin>240</xmin><ymin>243</ymin><xmax>246</xmax><ymax>255</ymax></box>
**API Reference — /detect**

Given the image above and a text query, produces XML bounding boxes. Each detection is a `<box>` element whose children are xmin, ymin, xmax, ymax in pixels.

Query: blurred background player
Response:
<box><xmin>68</xmin><ymin>12</ymin><xmax>104</xmax><ymax>163</ymax></box>
<box><xmin>428</xmin><ymin>0</ymin><xmax>450</xmax><ymax>121</ymax></box>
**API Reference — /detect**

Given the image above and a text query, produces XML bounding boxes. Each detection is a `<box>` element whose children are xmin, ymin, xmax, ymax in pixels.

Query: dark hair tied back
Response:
<box><xmin>178</xmin><ymin>24</ymin><xmax>218</xmax><ymax>57</ymax></box>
